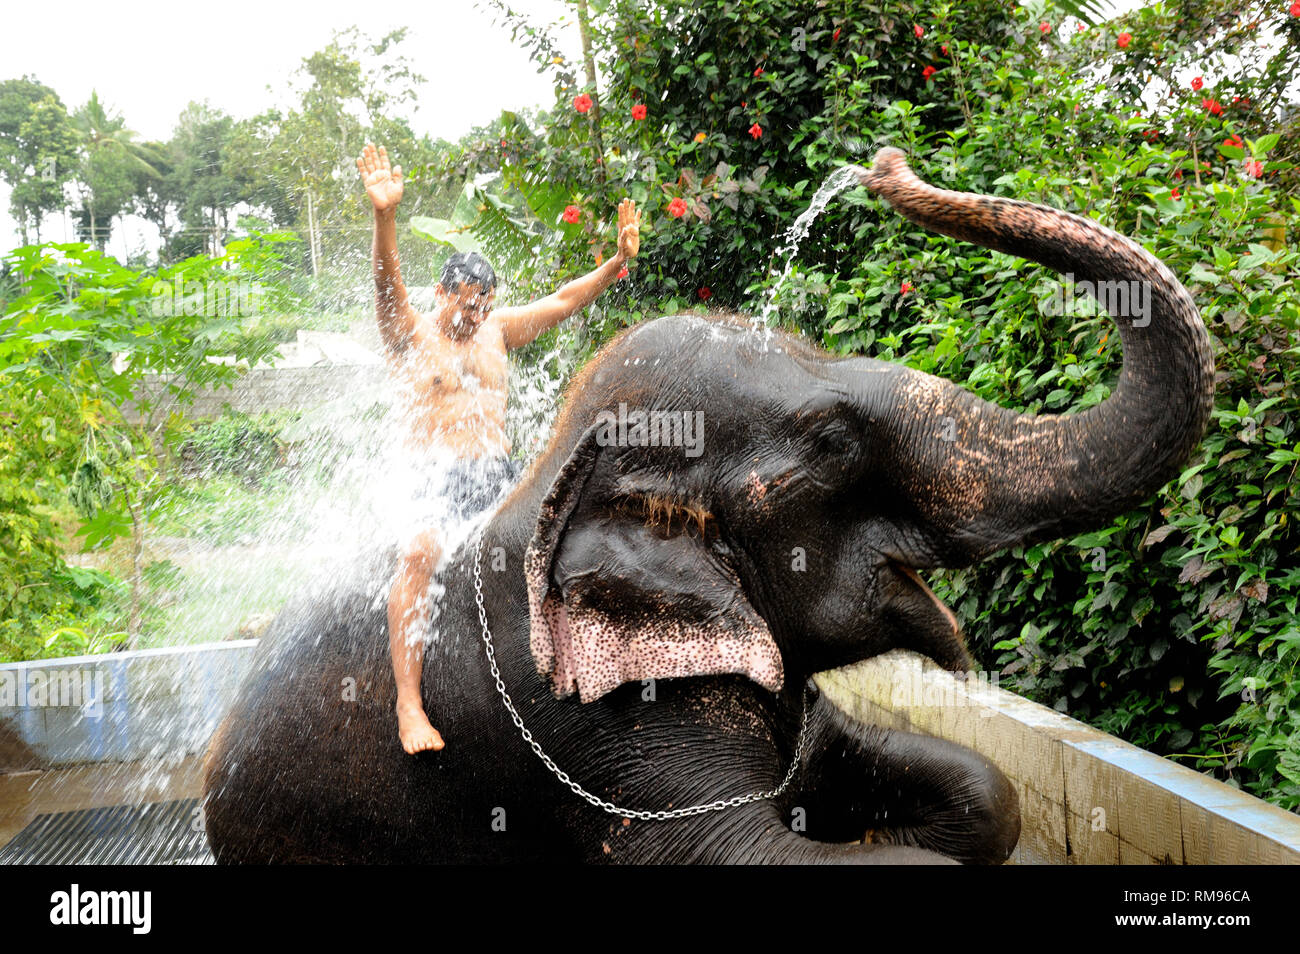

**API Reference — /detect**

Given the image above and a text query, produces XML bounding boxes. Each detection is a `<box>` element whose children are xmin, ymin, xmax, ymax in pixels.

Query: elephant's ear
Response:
<box><xmin>525</xmin><ymin>424</ymin><xmax>783</xmax><ymax>703</ymax></box>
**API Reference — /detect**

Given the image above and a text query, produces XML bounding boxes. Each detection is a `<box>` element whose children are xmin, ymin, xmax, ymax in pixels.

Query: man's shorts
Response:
<box><xmin>412</xmin><ymin>456</ymin><xmax>524</xmax><ymax>529</ymax></box>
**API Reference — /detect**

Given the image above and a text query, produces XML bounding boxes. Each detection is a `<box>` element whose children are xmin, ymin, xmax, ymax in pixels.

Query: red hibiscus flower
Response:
<box><xmin>1171</xmin><ymin>188</ymin><xmax>1181</xmax><ymax>200</ymax></box>
<box><xmin>1291</xmin><ymin>1</ymin><xmax>1299</xmax><ymax>15</ymax></box>
<box><xmin>1191</xmin><ymin>76</ymin><xmax>1203</xmax><ymax>91</ymax></box>
<box><xmin>913</xmin><ymin>24</ymin><xmax>924</xmax><ymax>38</ymax></box>
<box><xmin>1117</xmin><ymin>32</ymin><xmax>1132</xmax><ymax>48</ymax></box>
<box><xmin>500</xmin><ymin>139</ymin><xmax>508</xmax><ymax>147</ymax></box>
<box><xmin>749</xmin><ymin>123</ymin><xmax>763</xmax><ymax>138</ymax></box>
<box><xmin>617</xmin><ymin>266</ymin><xmax>629</xmax><ymax>279</ymax></box>
<box><xmin>631</xmin><ymin>104</ymin><xmax>647</xmax><ymax>121</ymax></box>
<box><xmin>922</xmin><ymin>65</ymin><xmax>937</xmax><ymax>80</ymax></box>
<box><xmin>573</xmin><ymin>93</ymin><xmax>593</xmax><ymax>113</ymax></box>
<box><xmin>900</xmin><ymin>281</ymin><xmax>913</xmax><ymax>295</ymax></box>
<box><xmin>562</xmin><ymin>205</ymin><xmax>581</xmax><ymax>224</ymax></box>
<box><xmin>833</xmin><ymin>28</ymin><xmax>841</xmax><ymax>41</ymax></box>
<box><xmin>1202</xmin><ymin>98</ymin><xmax>1223</xmax><ymax>115</ymax></box>
<box><xmin>1245</xmin><ymin>160</ymin><xmax>1264</xmax><ymax>178</ymax></box>
<box><xmin>698</xmin><ymin>287</ymin><xmax>712</xmax><ymax>301</ymax></box>
<box><xmin>668</xmin><ymin>197</ymin><xmax>688</xmax><ymax>218</ymax></box>
<box><xmin>1040</xmin><ymin>22</ymin><xmax>1051</xmax><ymax>33</ymax></box>
<box><xmin>1224</xmin><ymin>134</ymin><xmax>1244</xmax><ymax>149</ymax></box>
<box><xmin>753</xmin><ymin>66</ymin><xmax>764</xmax><ymax>77</ymax></box>
<box><xmin>941</xmin><ymin>43</ymin><xmax>949</xmax><ymax>55</ymax></box>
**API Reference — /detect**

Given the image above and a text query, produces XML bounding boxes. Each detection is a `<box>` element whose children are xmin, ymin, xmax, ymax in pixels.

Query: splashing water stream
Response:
<box><xmin>750</xmin><ymin>164</ymin><xmax>865</xmax><ymax>343</ymax></box>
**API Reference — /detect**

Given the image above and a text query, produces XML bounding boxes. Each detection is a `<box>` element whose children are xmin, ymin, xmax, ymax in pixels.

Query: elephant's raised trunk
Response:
<box><xmin>855</xmin><ymin>148</ymin><xmax>1214</xmax><ymax>566</ymax></box>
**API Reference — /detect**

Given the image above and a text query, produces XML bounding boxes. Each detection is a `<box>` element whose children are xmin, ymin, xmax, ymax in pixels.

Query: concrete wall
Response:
<box><xmin>0</xmin><ymin>642</ymin><xmax>257</xmax><ymax>770</ymax></box>
<box><xmin>817</xmin><ymin>650</ymin><xmax>1300</xmax><ymax>865</ymax></box>
<box><xmin>128</xmin><ymin>366</ymin><xmax>389</xmax><ymax>423</ymax></box>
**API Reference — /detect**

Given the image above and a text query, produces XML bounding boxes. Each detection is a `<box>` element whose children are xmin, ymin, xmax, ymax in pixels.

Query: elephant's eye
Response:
<box><xmin>813</xmin><ymin>420</ymin><xmax>858</xmax><ymax>459</ymax></box>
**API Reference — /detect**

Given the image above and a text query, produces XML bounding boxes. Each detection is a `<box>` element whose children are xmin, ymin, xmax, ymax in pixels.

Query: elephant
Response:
<box><xmin>201</xmin><ymin>147</ymin><xmax>1213</xmax><ymax>864</ymax></box>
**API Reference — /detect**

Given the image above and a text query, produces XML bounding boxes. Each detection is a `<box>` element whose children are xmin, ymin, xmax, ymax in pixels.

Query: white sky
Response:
<box><xmin>0</xmin><ymin>0</ymin><xmax>581</xmax><ymax>253</ymax></box>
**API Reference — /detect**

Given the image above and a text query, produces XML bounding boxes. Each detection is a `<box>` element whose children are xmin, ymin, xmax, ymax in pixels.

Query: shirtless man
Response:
<box><xmin>356</xmin><ymin>142</ymin><xmax>641</xmax><ymax>754</ymax></box>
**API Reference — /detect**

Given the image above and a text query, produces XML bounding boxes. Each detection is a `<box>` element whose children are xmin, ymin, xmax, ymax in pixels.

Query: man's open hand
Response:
<box><xmin>357</xmin><ymin>143</ymin><xmax>403</xmax><ymax>213</ymax></box>
<box><xmin>616</xmin><ymin>198</ymin><xmax>641</xmax><ymax>259</ymax></box>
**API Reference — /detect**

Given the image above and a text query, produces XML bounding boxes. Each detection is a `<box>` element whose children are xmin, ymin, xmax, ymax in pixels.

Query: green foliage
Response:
<box><xmin>0</xmin><ymin>375</ymin><xmax>132</xmax><ymax>661</ymax></box>
<box><xmin>0</xmin><ymin>238</ymin><xmax>282</xmax><ymax>650</ymax></box>
<box><xmin>226</xmin><ymin>27</ymin><xmax>444</xmax><ymax>272</ymax></box>
<box><xmin>468</xmin><ymin>0</ymin><xmax>1025</xmax><ymax>310</ymax></box>
<box><xmin>0</xmin><ymin>79</ymin><xmax>80</xmax><ymax>244</ymax></box>
<box><xmin>0</xmin><ymin>382</ymin><xmax>78</xmax><ymax>660</ymax></box>
<box><xmin>810</xmin><ymin>1</ymin><xmax>1300</xmax><ymax>809</ymax></box>
<box><xmin>71</xmin><ymin>91</ymin><xmax>164</xmax><ymax>250</ymax></box>
<box><xmin>176</xmin><ymin>410</ymin><xmax>296</xmax><ymax>484</ymax></box>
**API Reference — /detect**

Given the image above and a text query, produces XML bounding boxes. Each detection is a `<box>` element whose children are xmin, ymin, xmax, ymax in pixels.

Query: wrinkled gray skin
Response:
<box><xmin>202</xmin><ymin>149</ymin><xmax>1213</xmax><ymax>864</ymax></box>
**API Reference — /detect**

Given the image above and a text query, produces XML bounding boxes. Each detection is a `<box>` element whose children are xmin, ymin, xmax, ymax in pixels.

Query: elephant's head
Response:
<box><xmin>523</xmin><ymin>148</ymin><xmax>1214</xmax><ymax>703</ymax></box>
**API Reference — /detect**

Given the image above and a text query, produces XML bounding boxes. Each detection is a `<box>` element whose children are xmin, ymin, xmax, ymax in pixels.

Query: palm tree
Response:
<box><xmin>72</xmin><ymin>91</ymin><xmax>163</xmax><ymax>250</ymax></box>
<box><xmin>1051</xmin><ymin>0</ymin><xmax>1122</xmax><ymax>22</ymax></box>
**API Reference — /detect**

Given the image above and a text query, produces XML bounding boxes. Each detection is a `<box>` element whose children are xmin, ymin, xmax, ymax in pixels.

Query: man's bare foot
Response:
<box><xmin>397</xmin><ymin>704</ymin><xmax>445</xmax><ymax>755</ymax></box>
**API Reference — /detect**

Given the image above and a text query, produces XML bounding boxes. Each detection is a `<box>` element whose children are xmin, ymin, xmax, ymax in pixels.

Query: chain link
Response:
<box><xmin>472</xmin><ymin>531</ymin><xmax>809</xmax><ymax>821</ymax></box>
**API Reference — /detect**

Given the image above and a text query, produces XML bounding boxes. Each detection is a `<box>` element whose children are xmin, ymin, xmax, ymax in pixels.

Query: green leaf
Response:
<box><xmin>1251</xmin><ymin>134</ymin><xmax>1280</xmax><ymax>156</ymax></box>
<box><xmin>409</xmin><ymin>216</ymin><xmax>479</xmax><ymax>254</ymax></box>
<box><xmin>74</xmin><ymin>507</ymin><xmax>133</xmax><ymax>550</ymax></box>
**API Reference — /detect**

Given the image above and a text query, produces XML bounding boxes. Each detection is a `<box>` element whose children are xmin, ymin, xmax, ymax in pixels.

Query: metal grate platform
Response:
<box><xmin>0</xmin><ymin>798</ymin><xmax>213</xmax><ymax>865</ymax></box>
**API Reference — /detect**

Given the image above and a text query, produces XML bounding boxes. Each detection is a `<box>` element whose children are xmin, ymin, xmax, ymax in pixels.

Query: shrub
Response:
<box><xmin>176</xmin><ymin>410</ymin><xmax>296</xmax><ymax>484</ymax></box>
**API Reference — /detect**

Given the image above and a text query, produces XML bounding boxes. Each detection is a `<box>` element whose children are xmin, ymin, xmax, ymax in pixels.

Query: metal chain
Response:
<box><xmin>472</xmin><ymin>530</ymin><xmax>810</xmax><ymax>821</ymax></box>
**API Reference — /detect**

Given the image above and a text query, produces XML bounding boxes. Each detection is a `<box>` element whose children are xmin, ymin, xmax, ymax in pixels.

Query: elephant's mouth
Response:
<box><xmin>879</xmin><ymin>558</ymin><xmax>973</xmax><ymax>673</ymax></box>
<box><xmin>894</xmin><ymin>563</ymin><xmax>961</xmax><ymax>635</ymax></box>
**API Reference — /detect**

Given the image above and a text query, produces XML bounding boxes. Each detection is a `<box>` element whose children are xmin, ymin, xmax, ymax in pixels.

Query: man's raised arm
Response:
<box><xmin>357</xmin><ymin>143</ymin><xmax>418</xmax><ymax>354</ymax></box>
<box><xmin>497</xmin><ymin>198</ymin><xmax>642</xmax><ymax>350</ymax></box>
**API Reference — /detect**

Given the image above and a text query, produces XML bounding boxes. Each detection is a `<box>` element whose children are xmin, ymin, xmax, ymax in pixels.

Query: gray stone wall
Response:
<box><xmin>0</xmin><ymin>642</ymin><xmax>258</xmax><ymax>769</ymax></box>
<box><xmin>127</xmin><ymin>365</ymin><xmax>390</xmax><ymax>423</ymax></box>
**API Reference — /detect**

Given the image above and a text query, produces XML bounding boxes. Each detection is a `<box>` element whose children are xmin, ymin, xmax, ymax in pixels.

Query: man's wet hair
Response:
<box><xmin>440</xmin><ymin>251</ymin><xmax>497</xmax><ymax>294</ymax></box>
